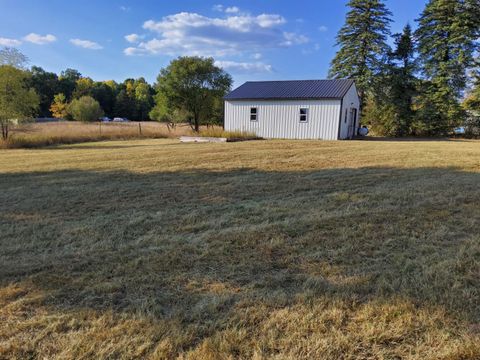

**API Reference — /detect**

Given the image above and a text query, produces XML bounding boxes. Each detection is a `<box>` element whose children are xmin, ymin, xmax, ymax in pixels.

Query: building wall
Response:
<box><xmin>338</xmin><ymin>83</ymin><xmax>361</xmax><ymax>140</ymax></box>
<box><xmin>224</xmin><ymin>99</ymin><xmax>342</xmax><ymax>140</ymax></box>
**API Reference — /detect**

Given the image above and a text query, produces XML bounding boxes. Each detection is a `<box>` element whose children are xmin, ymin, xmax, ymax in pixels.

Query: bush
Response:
<box><xmin>362</xmin><ymin>96</ymin><xmax>398</xmax><ymax>136</ymax></box>
<box><xmin>68</xmin><ymin>96</ymin><xmax>103</xmax><ymax>122</ymax></box>
<box><xmin>464</xmin><ymin>113</ymin><xmax>480</xmax><ymax>138</ymax></box>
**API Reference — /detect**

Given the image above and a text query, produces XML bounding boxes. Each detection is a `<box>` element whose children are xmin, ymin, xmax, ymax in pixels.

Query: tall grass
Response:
<box><xmin>0</xmin><ymin>121</ymin><xmax>211</xmax><ymax>148</ymax></box>
<box><xmin>199</xmin><ymin>127</ymin><xmax>260</xmax><ymax>140</ymax></box>
<box><xmin>0</xmin><ymin>122</ymin><xmax>260</xmax><ymax>149</ymax></box>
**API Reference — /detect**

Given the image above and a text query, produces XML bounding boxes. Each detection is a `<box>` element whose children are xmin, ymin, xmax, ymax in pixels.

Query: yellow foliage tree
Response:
<box><xmin>50</xmin><ymin>93</ymin><xmax>68</xmax><ymax>119</ymax></box>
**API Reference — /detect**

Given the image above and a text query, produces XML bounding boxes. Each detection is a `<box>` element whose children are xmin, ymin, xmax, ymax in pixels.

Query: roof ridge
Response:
<box><xmin>245</xmin><ymin>79</ymin><xmax>353</xmax><ymax>83</ymax></box>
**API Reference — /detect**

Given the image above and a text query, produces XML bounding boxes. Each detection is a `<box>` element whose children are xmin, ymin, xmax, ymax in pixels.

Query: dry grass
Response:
<box><xmin>0</xmin><ymin>138</ymin><xmax>479</xmax><ymax>359</ymax></box>
<box><xmin>0</xmin><ymin>121</ymin><xmax>204</xmax><ymax>148</ymax></box>
<box><xmin>199</xmin><ymin>128</ymin><xmax>260</xmax><ymax>140</ymax></box>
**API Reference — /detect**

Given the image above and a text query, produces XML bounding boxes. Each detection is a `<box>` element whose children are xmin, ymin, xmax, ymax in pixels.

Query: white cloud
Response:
<box><xmin>318</xmin><ymin>25</ymin><xmax>328</xmax><ymax>32</ymax></box>
<box><xmin>256</xmin><ymin>14</ymin><xmax>286</xmax><ymax>28</ymax></box>
<box><xmin>23</xmin><ymin>33</ymin><xmax>56</xmax><ymax>45</ymax></box>
<box><xmin>70</xmin><ymin>38</ymin><xmax>103</xmax><ymax>50</ymax></box>
<box><xmin>125</xmin><ymin>33</ymin><xmax>143</xmax><ymax>43</ymax></box>
<box><xmin>212</xmin><ymin>4</ymin><xmax>240</xmax><ymax>13</ymax></box>
<box><xmin>0</xmin><ymin>37</ymin><xmax>22</xmax><ymax>46</ymax></box>
<box><xmin>282</xmin><ymin>32</ymin><xmax>308</xmax><ymax>46</ymax></box>
<box><xmin>126</xmin><ymin>12</ymin><xmax>307</xmax><ymax>57</ymax></box>
<box><xmin>252</xmin><ymin>53</ymin><xmax>262</xmax><ymax>60</ymax></box>
<box><xmin>124</xmin><ymin>47</ymin><xmax>143</xmax><ymax>56</ymax></box>
<box><xmin>120</xmin><ymin>5</ymin><xmax>131</xmax><ymax>12</ymax></box>
<box><xmin>215</xmin><ymin>60</ymin><xmax>273</xmax><ymax>73</ymax></box>
<box><xmin>225</xmin><ymin>6</ymin><xmax>240</xmax><ymax>14</ymax></box>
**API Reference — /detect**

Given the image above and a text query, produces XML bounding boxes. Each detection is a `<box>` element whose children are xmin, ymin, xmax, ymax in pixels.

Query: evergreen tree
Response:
<box><xmin>329</xmin><ymin>0</ymin><xmax>392</xmax><ymax>103</ymax></box>
<box><xmin>415</xmin><ymin>0</ymin><xmax>479</xmax><ymax>132</ymax></box>
<box><xmin>463</xmin><ymin>65</ymin><xmax>480</xmax><ymax>136</ymax></box>
<box><xmin>387</xmin><ymin>24</ymin><xmax>418</xmax><ymax>135</ymax></box>
<box><xmin>416</xmin><ymin>0</ymin><xmax>479</xmax><ymax>95</ymax></box>
<box><xmin>363</xmin><ymin>24</ymin><xmax>418</xmax><ymax>136</ymax></box>
<box><xmin>412</xmin><ymin>80</ymin><xmax>464</xmax><ymax>136</ymax></box>
<box><xmin>464</xmin><ymin>80</ymin><xmax>480</xmax><ymax>111</ymax></box>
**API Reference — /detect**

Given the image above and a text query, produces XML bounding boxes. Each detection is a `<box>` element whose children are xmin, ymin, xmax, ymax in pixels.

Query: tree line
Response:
<box><xmin>330</xmin><ymin>0</ymin><xmax>480</xmax><ymax>137</ymax></box>
<box><xmin>0</xmin><ymin>47</ymin><xmax>157</xmax><ymax>124</ymax></box>
<box><xmin>0</xmin><ymin>47</ymin><xmax>232</xmax><ymax>140</ymax></box>
<box><xmin>30</xmin><ymin>67</ymin><xmax>155</xmax><ymax>121</ymax></box>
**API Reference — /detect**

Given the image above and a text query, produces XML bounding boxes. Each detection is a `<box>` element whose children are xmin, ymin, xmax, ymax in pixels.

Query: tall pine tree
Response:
<box><xmin>329</xmin><ymin>0</ymin><xmax>392</xmax><ymax>104</ymax></box>
<box><xmin>415</xmin><ymin>0</ymin><xmax>479</xmax><ymax>133</ymax></box>
<box><xmin>388</xmin><ymin>24</ymin><xmax>417</xmax><ymax>135</ymax></box>
<box><xmin>362</xmin><ymin>25</ymin><xmax>418</xmax><ymax>136</ymax></box>
<box><xmin>416</xmin><ymin>0</ymin><xmax>479</xmax><ymax>95</ymax></box>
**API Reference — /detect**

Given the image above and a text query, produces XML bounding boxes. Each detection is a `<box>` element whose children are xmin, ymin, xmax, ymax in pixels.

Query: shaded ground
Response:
<box><xmin>0</xmin><ymin>139</ymin><xmax>479</xmax><ymax>359</ymax></box>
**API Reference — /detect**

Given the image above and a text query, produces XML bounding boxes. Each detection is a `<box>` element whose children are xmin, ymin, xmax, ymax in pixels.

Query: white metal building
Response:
<box><xmin>224</xmin><ymin>79</ymin><xmax>360</xmax><ymax>140</ymax></box>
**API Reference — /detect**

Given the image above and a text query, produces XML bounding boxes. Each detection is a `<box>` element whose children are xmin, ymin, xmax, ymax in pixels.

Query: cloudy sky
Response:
<box><xmin>0</xmin><ymin>0</ymin><xmax>426</xmax><ymax>86</ymax></box>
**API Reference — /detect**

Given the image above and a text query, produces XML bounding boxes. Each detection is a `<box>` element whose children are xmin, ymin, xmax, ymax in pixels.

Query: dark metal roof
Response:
<box><xmin>224</xmin><ymin>79</ymin><xmax>355</xmax><ymax>101</ymax></box>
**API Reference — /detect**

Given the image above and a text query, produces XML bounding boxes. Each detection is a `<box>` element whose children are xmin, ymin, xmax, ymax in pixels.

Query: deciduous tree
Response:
<box><xmin>154</xmin><ymin>56</ymin><xmax>232</xmax><ymax>132</ymax></box>
<box><xmin>134</xmin><ymin>81</ymin><xmax>154</xmax><ymax>121</ymax></box>
<box><xmin>0</xmin><ymin>47</ymin><xmax>29</xmax><ymax>69</ymax></box>
<box><xmin>72</xmin><ymin>77</ymin><xmax>95</xmax><ymax>99</ymax></box>
<box><xmin>50</xmin><ymin>93</ymin><xmax>69</xmax><ymax>119</ymax></box>
<box><xmin>67</xmin><ymin>96</ymin><xmax>103</xmax><ymax>122</ymax></box>
<box><xmin>58</xmin><ymin>68</ymin><xmax>81</xmax><ymax>100</ymax></box>
<box><xmin>0</xmin><ymin>65</ymin><xmax>39</xmax><ymax>140</ymax></box>
<box><xmin>150</xmin><ymin>91</ymin><xmax>190</xmax><ymax>131</ymax></box>
<box><xmin>114</xmin><ymin>89</ymin><xmax>135</xmax><ymax>119</ymax></box>
<box><xmin>29</xmin><ymin>66</ymin><xmax>60</xmax><ymax>117</ymax></box>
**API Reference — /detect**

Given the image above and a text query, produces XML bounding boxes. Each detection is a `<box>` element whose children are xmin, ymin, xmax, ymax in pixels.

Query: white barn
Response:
<box><xmin>224</xmin><ymin>79</ymin><xmax>360</xmax><ymax>140</ymax></box>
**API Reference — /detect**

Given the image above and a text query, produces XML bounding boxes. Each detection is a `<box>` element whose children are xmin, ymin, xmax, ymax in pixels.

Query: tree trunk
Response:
<box><xmin>194</xmin><ymin>114</ymin><xmax>200</xmax><ymax>133</ymax></box>
<box><xmin>1</xmin><ymin>122</ymin><xmax>8</xmax><ymax>141</ymax></box>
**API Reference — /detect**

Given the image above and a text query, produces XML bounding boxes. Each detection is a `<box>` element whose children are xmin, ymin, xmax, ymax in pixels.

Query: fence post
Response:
<box><xmin>99</xmin><ymin>123</ymin><xmax>102</xmax><ymax>136</ymax></box>
<box><xmin>138</xmin><ymin>122</ymin><xmax>142</xmax><ymax>136</ymax></box>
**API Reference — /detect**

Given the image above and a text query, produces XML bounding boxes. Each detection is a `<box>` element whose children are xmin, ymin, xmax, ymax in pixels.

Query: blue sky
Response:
<box><xmin>0</xmin><ymin>0</ymin><xmax>427</xmax><ymax>86</ymax></box>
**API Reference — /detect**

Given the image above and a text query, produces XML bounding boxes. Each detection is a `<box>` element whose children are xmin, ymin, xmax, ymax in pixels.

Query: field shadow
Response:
<box><xmin>359</xmin><ymin>136</ymin><xmax>472</xmax><ymax>142</ymax></box>
<box><xmin>0</xmin><ymin>166</ymin><xmax>479</xmax><ymax>348</ymax></box>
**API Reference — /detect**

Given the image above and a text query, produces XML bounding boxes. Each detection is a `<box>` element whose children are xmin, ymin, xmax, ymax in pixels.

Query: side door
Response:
<box><xmin>347</xmin><ymin>108</ymin><xmax>357</xmax><ymax>139</ymax></box>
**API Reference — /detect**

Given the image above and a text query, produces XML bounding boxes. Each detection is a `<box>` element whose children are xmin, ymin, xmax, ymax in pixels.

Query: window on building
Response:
<box><xmin>300</xmin><ymin>108</ymin><xmax>308</xmax><ymax>122</ymax></box>
<box><xmin>344</xmin><ymin>108</ymin><xmax>348</xmax><ymax>123</ymax></box>
<box><xmin>250</xmin><ymin>107</ymin><xmax>258</xmax><ymax>121</ymax></box>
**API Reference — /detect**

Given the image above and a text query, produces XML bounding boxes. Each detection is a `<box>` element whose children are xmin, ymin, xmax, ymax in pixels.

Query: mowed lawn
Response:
<box><xmin>0</xmin><ymin>139</ymin><xmax>479</xmax><ymax>359</ymax></box>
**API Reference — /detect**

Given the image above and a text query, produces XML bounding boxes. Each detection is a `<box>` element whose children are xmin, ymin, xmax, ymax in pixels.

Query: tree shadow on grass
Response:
<box><xmin>360</xmin><ymin>136</ymin><xmax>473</xmax><ymax>142</ymax></box>
<box><xmin>0</xmin><ymin>166</ymin><xmax>479</xmax><ymax>354</ymax></box>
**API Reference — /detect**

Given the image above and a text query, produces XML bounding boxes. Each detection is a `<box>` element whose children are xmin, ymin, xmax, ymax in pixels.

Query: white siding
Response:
<box><xmin>338</xmin><ymin>83</ymin><xmax>361</xmax><ymax>140</ymax></box>
<box><xmin>224</xmin><ymin>99</ymin><xmax>342</xmax><ymax>140</ymax></box>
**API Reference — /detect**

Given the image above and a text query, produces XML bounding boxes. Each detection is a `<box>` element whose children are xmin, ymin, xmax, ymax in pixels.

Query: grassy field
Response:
<box><xmin>1</xmin><ymin>121</ymin><xmax>197</xmax><ymax>148</ymax></box>
<box><xmin>0</xmin><ymin>138</ymin><xmax>479</xmax><ymax>359</ymax></box>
